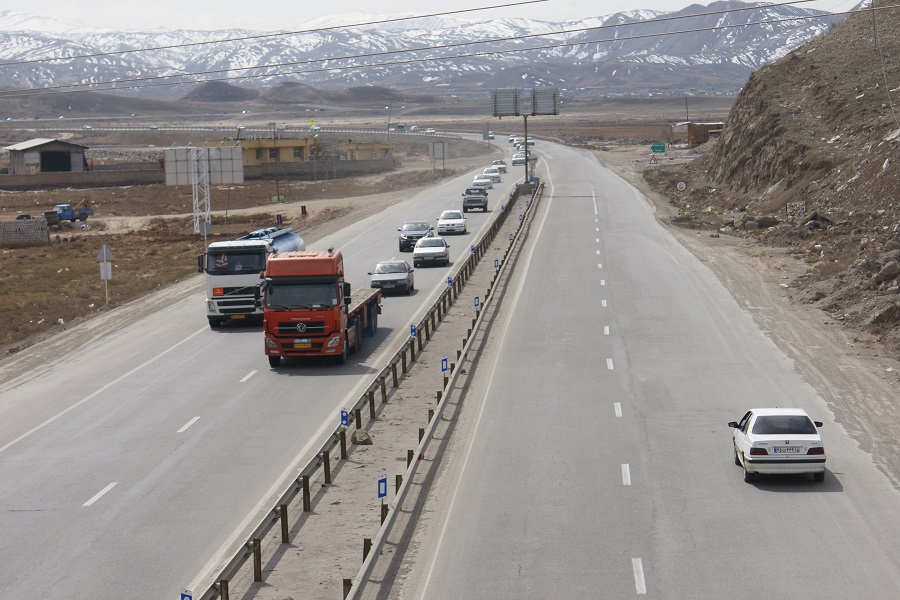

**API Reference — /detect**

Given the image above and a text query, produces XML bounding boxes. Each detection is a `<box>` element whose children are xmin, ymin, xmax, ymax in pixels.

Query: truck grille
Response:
<box><xmin>276</xmin><ymin>321</ymin><xmax>327</xmax><ymax>335</ymax></box>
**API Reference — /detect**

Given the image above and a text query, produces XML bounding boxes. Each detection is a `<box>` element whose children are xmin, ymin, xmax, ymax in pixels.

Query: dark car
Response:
<box><xmin>369</xmin><ymin>260</ymin><xmax>415</xmax><ymax>295</ymax></box>
<box><xmin>398</xmin><ymin>220</ymin><xmax>433</xmax><ymax>251</ymax></box>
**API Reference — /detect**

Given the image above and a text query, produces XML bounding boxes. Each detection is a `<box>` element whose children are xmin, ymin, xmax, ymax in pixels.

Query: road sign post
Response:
<box><xmin>96</xmin><ymin>244</ymin><xmax>115</xmax><ymax>306</ymax></box>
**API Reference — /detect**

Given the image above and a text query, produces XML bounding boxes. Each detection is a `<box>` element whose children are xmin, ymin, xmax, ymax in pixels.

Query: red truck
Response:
<box><xmin>261</xmin><ymin>248</ymin><xmax>381</xmax><ymax>367</ymax></box>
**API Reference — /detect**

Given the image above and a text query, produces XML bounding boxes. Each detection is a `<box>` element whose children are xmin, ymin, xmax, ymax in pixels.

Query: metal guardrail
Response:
<box><xmin>195</xmin><ymin>180</ymin><xmax>540</xmax><ymax>600</ymax></box>
<box><xmin>343</xmin><ymin>181</ymin><xmax>544</xmax><ymax>600</ymax></box>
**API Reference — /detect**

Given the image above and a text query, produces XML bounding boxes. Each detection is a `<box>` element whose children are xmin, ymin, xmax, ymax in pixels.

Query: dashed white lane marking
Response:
<box><xmin>602</xmin><ymin>300</ymin><xmax>607</xmax><ymax>307</ymax></box>
<box><xmin>177</xmin><ymin>417</ymin><xmax>200</xmax><ymax>433</ymax></box>
<box><xmin>239</xmin><ymin>370</ymin><xmax>258</xmax><ymax>383</ymax></box>
<box><xmin>622</xmin><ymin>464</ymin><xmax>632</xmax><ymax>486</ymax></box>
<box><xmin>632</xmin><ymin>558</ymin><xmax>647</xmax><ymax>594</ymax></box>
<box><xmin>601</xmin><ymin>279</ymin><xmax>605</xmax><ymax>286</ymax></box>
<box><xmin>596</xmin><ymin>250</ymin><xmax>601</xmax><ymax>255</ymax></box>
<box><xmin>614</xmin><ymin>402</ymin><xmax>622</xmax><ymax>417</ymax></box>
<box><xmin>83</xmin><ymin>482</ymin><xmax>118</xmax><ymax>507</ymax></box>
<box><xmin>596</xmin><ymin>238</ymin><xmax>600</xmax><ymax>243</ymax></box>
<box><xmin>604</xmin><ymin>326</ymin><xmax>610</xmax><ymax>335</ymax></box>
<box><xmin>606</xmin><ymin>358</ymin><xmax>614</xmax><ymax>370</ymax></box>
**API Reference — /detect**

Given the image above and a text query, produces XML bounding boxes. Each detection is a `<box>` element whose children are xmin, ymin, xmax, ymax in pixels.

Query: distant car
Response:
<box><xmin>508</xmin><ymin>134</ymin><xmax>516</xmax><ymax>143</ymax></box>
<box><xmin>462</xmin><ymin>187</ymin><xmax>488</xmax><ymax>213</ymax></box>
<box><xmin>729</xmin><ymin>408</ymin><xmax>826</xmax><ymax>483</ymax></box>
<box><xmin>398</xmin><ymin>220</ymin><xmax>433</xmax><ymax>252</ymax></box>
<box><xmin>487</xmin><ymin>131</ymin><xmax>495</xmax><ymax>139</ymax></box>
<box><xmin>369</xmin><ymin>260</ymin><xmax>414</xmax><ymax>295</ymax></box>
<box><xmin>472</xmin><ymin>175</ymin><xmax>493</xmax><ymax>189</ymax></box>
<box><xmin>481</xmin><ymin>167</ymin><xmax>502</xmax><ymax>183</ymax></box>
<box><xmin>413</xmin><ymin>237</ymin><xmax>450</xmax><ymax>267</ymax></box>
<box><xmin>491</xmin><ymin>160</ymin><xmax>508</xmax><ymax>173</ymax></box>
<box><xmin>511</xmin><ymin>155</ymin><xmax>526</xmax><ymax>166</ymax></box>
<box><xmin>425</xmin><ymin>128</ymin><xmax>436</xmax><ymax>134</ymax></box>
<box><xmin>436</xmin><ymin>210</ymin><xmax>467</xmax><ymax>235</ymax></box>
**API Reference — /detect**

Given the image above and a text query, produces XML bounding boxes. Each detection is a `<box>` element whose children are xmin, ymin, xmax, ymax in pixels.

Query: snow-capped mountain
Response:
<box><xmin>0</xmin><ymin>2</ymin><xmax>844</xmax><ymax>99</ymax></box>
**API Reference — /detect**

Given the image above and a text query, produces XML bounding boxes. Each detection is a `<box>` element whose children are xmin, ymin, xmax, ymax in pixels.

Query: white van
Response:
<box><xmin>481</xmin><ymin>167</ymin><xmax>502</xmax><ymax>183</ymax></box>
<box><xmin>472</xmin><ymin>176</ymin><xmax>493</xmax><ymax>189</ymax></box>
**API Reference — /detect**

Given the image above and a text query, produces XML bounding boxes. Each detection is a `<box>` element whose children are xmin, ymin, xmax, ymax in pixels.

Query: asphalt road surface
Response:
<box><xmin>390</xmin><ymin>143</ymin><xmax>900</xmax><ymax>599</ymax></box>
<box><xmin>0</xmin><ymin>145</ymin><xmax>513</xmax><ymax>599</ymax></box>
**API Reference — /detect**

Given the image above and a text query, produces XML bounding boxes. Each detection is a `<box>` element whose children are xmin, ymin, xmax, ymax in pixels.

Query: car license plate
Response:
<box><xmin>293</xmin><ymin>338</ymin><xmax>312</xmax><ymax>349</ymax></box>
<box><xmin>773</xmin><ymin>447</ymin><xmax>801</xmax><ymax>454</ymax></box>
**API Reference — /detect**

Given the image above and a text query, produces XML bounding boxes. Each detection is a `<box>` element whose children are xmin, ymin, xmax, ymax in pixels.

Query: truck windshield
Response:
<box><xmin>266</xmin><ymin>283</ymin><xmax>337</xmax><ymax>308</ymax></box>
<box><xmin>206</xmin><ymin>251</ymin><xmax>266</xmax><ymax>275</ymax></box>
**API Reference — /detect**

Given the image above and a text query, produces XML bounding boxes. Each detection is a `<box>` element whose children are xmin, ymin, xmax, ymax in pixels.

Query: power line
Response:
<box><xmin>0</xmin><ymin>0</ymin><xmax>550</xmax><ymax>68</ymax></box>
<box><xmin>0</xmin><ymin>1</ymin><xmax>886</xmax><ymax>99</ymax></box>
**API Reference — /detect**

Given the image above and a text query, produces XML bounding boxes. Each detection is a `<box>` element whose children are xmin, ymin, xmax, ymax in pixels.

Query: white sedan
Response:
<box><xmin>728</xmin><ymin>408</ymin><xmax>826</xmax><ymax>483</ymax></box>
<box><xmin>436</xmin><ymin>210</ymin><xmax>467</xmax><ymax>235</ymax></box>
<box><xmin>413</xmin><ymin>237</ymin><xmax>450</xmax><ymax>267</ymax></box>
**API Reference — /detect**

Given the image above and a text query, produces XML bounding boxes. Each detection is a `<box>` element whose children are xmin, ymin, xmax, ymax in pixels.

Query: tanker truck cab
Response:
<box><xmin>199</xmin><ymin>227</ymin><xmax>304</xmax><ymax>327</ymax></box>
<box><xmin>262</xmin><ymin>248</ymin><xmax>382</xmax><ymax>367</ymax></box>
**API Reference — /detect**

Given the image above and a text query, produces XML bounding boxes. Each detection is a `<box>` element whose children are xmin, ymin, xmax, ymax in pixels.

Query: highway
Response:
<box><xmin>392</xmin><ymin>142</ymin><xmax>900</xmax><ymax>598</ymax></box>
<box><xmin>0</xmin><ymin>146</ymin><xmax>511</xmax><ymax>599</ymax></box>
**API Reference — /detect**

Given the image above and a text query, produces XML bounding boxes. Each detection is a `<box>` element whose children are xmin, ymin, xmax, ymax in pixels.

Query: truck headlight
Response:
<box><xmin>265</xmin><ymin>336</ymin><xmax>278</xmax><ymax>349</ymax></box>
<box><xmin>207</xmin><ymin>300</ymin><xmax>216</xmax><ymax>312</ymax></box>
<box><xmin>326</xmin><ymin>335</ymin><xmax>342</xmax><ymax>348</ymax></box>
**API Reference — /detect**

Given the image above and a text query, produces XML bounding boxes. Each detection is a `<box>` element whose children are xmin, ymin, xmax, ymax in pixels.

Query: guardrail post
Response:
<box><xmin>457</xmin><ymin>350</ymin><xmax>461</xmax><ymax>361</ymax></box>
<box><xmin>323</xmin><ymin>450</ymin><xmax>332</xmax><ymax>484</ymax></box>
<box><xmin>340</xmin><ymin>430</ymin><xmax>348</xmax><ymax>459</ymax></box>
<box><xmin>220</xmin><ymin>579</ymin><xmax>229</xmax><ymax>600</ymax></box>
<box><xmin>428</xmin><ymin>409</ymin><xmax>434</xmax><ymax>423</ymax></box>
<box><xmin>402</xmin><ymin>350</ymin><xmax>408</xmax><ymax>374</ymax></box>
<box><xmin>343</xmin><ymin>579</ymin><xmax>352</xmax><ymax>598</ymax></box>
<box><xmin>391</xmin><ymin>363</ymin><xmax>399</xmax><ymax>387</ymax></box>
<box><xmin>380</xmin><ymin>378</ymin><xmax>387</xmax><ymax>403</ymax></box>
<box><xmin>396</xmin><ymin>474</ymin><xmax>403</xmax><ymax>493</ymax></box>
<box><xmin>437</xmin><ymin>390</ymin><xmax>442</xmax><ymax>404</ymax></box>
<box><xmin>419</xmin><ymin>427</ymin><xmax>425</xmax><ymax>442</ymax></box>
<box><xmin>424</xmin><ymin>319</ymin><xmax>431</xmax><ymax>341</ymax></box>
<box><xmin>302</xmin><ymin>475</ymin><xmax>311</xmax><ymax>512</ymax></box>
<box><xmin>368</xmin><ymin>390</ymin><xmax>376</xmax><ymax>419</ymax></box>
<box><xmin>355</xmin><ymin>408</ymin><xmax>362</xmax><ymax>431</ymax></box>
<box><xmin>253</xmin><ymin>539</ymin><xmax>262</xmax><ymax>582</ymax></box>
<box><xmin>364</xmin><ymin>538</ymin><xmax>372</xmax><ymax>560</ymax></box>
<box><xmin>431</xmin><ymin>310</ymin><xmax>436</xmax><ymax>330</ymax></box>
<box><xmin>280</xmin><ymin>504</ymin><xmax>289</xmax><ymax>543</ymax></box>
<box><xmin>407</xmin><ymin>449</ymin><xmax>414</xmax><ymax>467</ymax></box>
<box><xmin>443</xmin><ymin>375</ymin><xmax>448</xmax><ymax>388</ymax></box>
<box><xmin>416</xmin><ymin>331</ymin><xmax>423</xmax><ymax>354</ymax></box>
<box><xmin>381</xmin><ymin>503</ymin><xmax>389</xmax><ymax>524</ymax></box>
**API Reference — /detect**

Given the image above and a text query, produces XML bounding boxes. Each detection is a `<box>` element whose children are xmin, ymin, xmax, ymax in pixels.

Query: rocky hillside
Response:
<box><xmin>654</xmin><ymin>2</ymin><xmax>900</xmax><ymax>355</ymax></box>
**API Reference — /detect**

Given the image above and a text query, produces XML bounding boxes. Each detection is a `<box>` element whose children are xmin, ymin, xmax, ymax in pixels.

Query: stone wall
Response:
<box><xmin>0</xmin><ymin>219</ymin><xmax>50</xmax><ymax>246</ymax></box>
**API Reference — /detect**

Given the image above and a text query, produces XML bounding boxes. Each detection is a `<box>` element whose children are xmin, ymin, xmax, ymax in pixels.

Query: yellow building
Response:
<box><xmin>345</xmin><ymin>143</ymin><xmax>393</xmax><ymax>160</ymax></box>
<box><xmin>202</xmin><ymin>138</ymin><xmax>313</xmax><ymax>165</ymax></box>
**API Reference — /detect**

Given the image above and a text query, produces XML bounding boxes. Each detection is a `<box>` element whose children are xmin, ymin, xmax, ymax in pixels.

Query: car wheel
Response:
<box><xmin>742</xmin><ymin>456</ymin><xmax>756</xmax><ymax>483</ymax></box>
<box><xmin>268</xmin><ymin>356</ymin><xmax>281</xmax><ymax>368</ymax></box>
<box><xmin>733</xmin><ymin>443</ymin><xmax>741</xmax><ymax>466</ymax></box>
<box><xmin>813</xmin><ymin>471</ymin><xmax>825</xmax><ymax>483</ymax></box>
<box><xmin>463</xmin><ymin>207</ymin><xmax>468</xmax><ymax>213</ymax></box>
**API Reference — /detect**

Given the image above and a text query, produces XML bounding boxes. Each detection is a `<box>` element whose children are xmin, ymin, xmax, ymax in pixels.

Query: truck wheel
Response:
<box><xmin>268</xmin><ymin>356</ymin><xmax>281</xmax><ymax>368</ymax></box>
<box><xmin>349</xmin><ymin>319</ymin><xmax>360</xmax><ymax>354</ymax></box>
<box><xmin>78</xmin><ymin>213</ymin><xmax>88</xmax><ymax>222</ymax></box>
<box><xmin>463</xmin><ymin>207</ymin><xmax>468</xmax><ymax>213</ymax></box>
<box><xmin>335</xmin><ymin>342</ymin><xmax>348</xmax><ymax>365</ymax></box>
<box><xmin>365</xmin><ymin>305</ymin><xmax>378</xmax><ymax>336</ymax></box>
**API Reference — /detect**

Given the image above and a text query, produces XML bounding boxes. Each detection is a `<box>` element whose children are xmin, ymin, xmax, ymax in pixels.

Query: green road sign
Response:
<box><xmin>651</xmin><ymin>143</ymin><xmax>666</xmax><ymax>153</ymax></box>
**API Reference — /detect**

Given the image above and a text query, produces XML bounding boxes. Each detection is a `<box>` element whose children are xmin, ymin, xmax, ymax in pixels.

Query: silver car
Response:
<box><xmin>413</xmin><ymin>237</ymin><xmax>450</xmax><ymax>267</ymax></box>
<box><xmin>369</xmin><ymin>260</ymin><xmax>414</xmax><ymax>295</ymax></box>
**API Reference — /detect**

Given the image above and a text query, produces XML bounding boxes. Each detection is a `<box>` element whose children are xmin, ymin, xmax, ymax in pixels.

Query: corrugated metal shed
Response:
<box><xmin>3</xmin><ymin>138</ymin><xmax>89</xmax><ymax>174</ymax></box>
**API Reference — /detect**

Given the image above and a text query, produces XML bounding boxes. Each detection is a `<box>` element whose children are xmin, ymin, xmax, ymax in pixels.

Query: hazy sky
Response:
<box><xmin>11</xmin><ymin>0</ymin><xmax>862</xmax><ymax>31</ymax></box>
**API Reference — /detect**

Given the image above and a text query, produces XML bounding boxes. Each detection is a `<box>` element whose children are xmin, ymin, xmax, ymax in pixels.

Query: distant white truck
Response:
<box><xmin>197</xmin><ymin>227</ymin><xmax>305</xmax><ymax>327</ymax></box>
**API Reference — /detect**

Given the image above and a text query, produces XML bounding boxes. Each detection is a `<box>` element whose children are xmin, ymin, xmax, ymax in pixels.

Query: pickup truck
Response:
<box><xmin>51</xmin><ymin>203</ymin><xmax>94</xmax><ymax>222</ymax></box>
<box><xmin>461</xmin><ymin>187</ymin><xmax>488</xmax><ymax>212</ymax></box>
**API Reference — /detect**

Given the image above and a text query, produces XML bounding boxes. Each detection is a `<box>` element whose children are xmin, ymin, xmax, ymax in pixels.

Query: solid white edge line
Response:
<box><xmin>178</xmin><ymin>416</ymin><xmax>201</xmax><ymax>433</ymax></box>
<box><xmin>621</xmin><ymin>464</ymin><xmax>631</xmax><ymax>486</ymax></box>
<box><xmin>0</xmin><ymin>327</ymin><xmax>208</xmax><ymax>457</ymax></box>
<box><xmin>239</xmin><ymin>370</ymin><xmax>257</xmax><ymax>383</ymax></box>
<box><xmin>419</xmin><ymin>164</ymin><xmax>559</xmax><ymax>597</ymax></box>
<box><xmin>632</xmin><ymin>557</ymin><xmax>647</xmax><ymax>594</ymax></box>
<box><xmin>83</xmin><ymin>481</ymin><xmax>118</xmax><ymax>507</ymax></box>
<box><xmin>614</xmin><ymin>402</ymin><xmax>622</xmax><ymax>417</ymax></box>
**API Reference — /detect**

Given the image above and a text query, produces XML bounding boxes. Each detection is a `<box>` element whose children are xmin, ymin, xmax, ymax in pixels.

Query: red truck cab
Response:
<box><xmin>262</xmin><ymin>249</ymin><xmax>381</xmax><ymax>367</ymax></box>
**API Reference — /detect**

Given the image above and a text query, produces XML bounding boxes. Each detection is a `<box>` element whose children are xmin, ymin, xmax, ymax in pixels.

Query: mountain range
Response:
<box><xmin>0</xmin><ymin>2</ymin><xmax>849</xmax><ymax>100</ymax></box>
